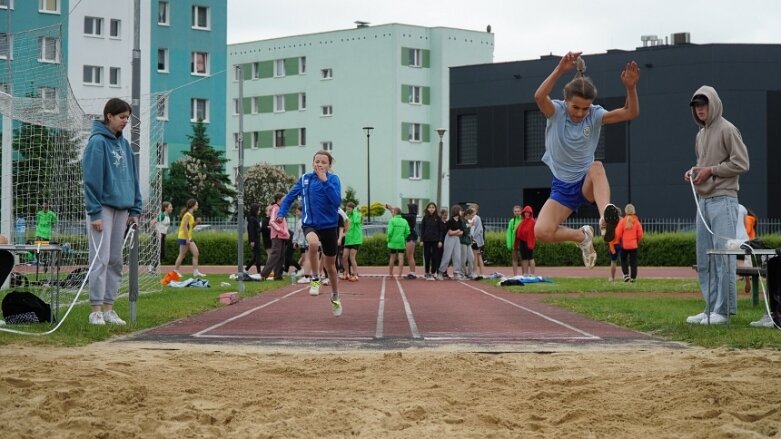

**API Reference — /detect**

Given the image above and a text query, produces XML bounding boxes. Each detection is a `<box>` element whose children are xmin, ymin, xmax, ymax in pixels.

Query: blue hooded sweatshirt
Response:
<box><xmin>83</xmin><ymin>120</ymin><xmax>142</xmax><ymax>221</ymax></box>
<box><xmin>278</xmin><ymin>171</ymin><xmax>341</xmax><ymax>230</ymax></box>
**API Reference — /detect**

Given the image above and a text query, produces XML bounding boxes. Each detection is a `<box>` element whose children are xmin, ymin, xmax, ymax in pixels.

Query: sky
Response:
<box><xmin>227</xmin><ymin>0</ymin><xmax>781</xmax><ymax>63</ymax></box>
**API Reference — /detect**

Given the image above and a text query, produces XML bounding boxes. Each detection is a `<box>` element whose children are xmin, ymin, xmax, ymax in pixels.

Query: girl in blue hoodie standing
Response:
<box><xmin>82</xmin><ymin>98</ymin><xmax>142</xmax><ymax>326</ymax></box>
<box><xmin>277</xmin><ymin>150</ymin><xmax>343</xmax><ymax>316</ymax></box>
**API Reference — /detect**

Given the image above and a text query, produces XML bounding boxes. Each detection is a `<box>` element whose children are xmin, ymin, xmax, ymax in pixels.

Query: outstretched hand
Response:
<box><xmin>557</xmin><ymin>51</ymin><xmax>583</xmax><ymax>73</ymax></box>
<box><xmin>620</xmin><ymin>61</ymin><xmax>640</xmax><ymax>88</ymax></box>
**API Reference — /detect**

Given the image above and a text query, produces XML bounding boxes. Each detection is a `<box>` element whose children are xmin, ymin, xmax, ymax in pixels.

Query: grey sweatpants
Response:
<box><xmin>438</xmin><ymin>234</ymin><xmax>463</xmax><ymax>275</ymax></box>
<box><xmin>87</xmin><ymin>206</ymin><xmax>129</xmax><ymax>305</ymax></box>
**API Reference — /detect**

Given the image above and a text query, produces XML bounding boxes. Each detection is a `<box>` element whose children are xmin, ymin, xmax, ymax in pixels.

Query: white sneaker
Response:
<box><xmin>193</xmin><ymin>270</ymin><xmax>207</xmax><ymax>277</ymax></box>
<box><xmin>103</xmin><ymin>310</ymin><xmax>126</xmax><ymax>325</ymax></box>
<box><xmin>297</xmin><ymin>276</ymin><xmax>311</xmax><ymax>284</ymax></box>
<box><xmin>686</xmin><ymin>312</ymin><xmax>708</xmax><ymax>324</ymax></box>
<box><xmin>749</xmin><ymin>314</ymin><xmax>775</xmax><ymax>328</ymax></box>
<box><xmin>331</xmin><ymin>295</ymin><xmax>343</xmax><ymax>317</ymax></box>
<box><xmin>700</xmin><ymin>313</ymin><xmax>728</xmax><ymax>325</ymax></box>
<box><xmin>309</xmin><ymin>278</ymin><xmax>321</xmax><ymax>296</ymax></box>
<box><xmin>578</xmin><ymin>225</ymin><xmax>597</xmax><ymax>269</ymax></box>
<box><xmin>89</xmin><ymin>311</ymin><xmax>106</xmax><ymax>325</ymax></box>
<box><xmin>322</xmin><ymin>277</ymin><xmax>330</xmax><ymax>286</ymax></box>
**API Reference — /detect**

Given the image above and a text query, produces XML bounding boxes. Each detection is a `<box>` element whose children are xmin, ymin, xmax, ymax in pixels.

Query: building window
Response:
<box><xmin>0</xmin><ymin>33</ymin><xmax>10</xmax><ymax>59</ymax></box>
<box><xmin>109</xmin><ymin>19</ymin><xmax>121</xmax><ymax>38</ymax></box>
<box><xmin>457</xmin><ymin>114</ymin><xmax>478</xmax><ymax>165</ymax></box>
<box><xmin>299</xmin><ymin>128</ymin><xmax>306</xmax><ymax>146</ymax></box>
<box><xmin>40</xmin><ymin>87</ymin><xmax>57</xmax><ymax>112</ymax></box>
<box><xmin>409</xmin><ymin>48</ymin><xmax>421</xmax><ymax>67</ymax></box>
<box><xmin>321</xmin><ymin>105</ymin><xmax>332</xmax><ymax>117</ymax></box>
<box><xmin>191</xmin><ymin>98</ymin><xmax>208</xmax><ymax>122</ymax></box>
<box><xmin>321</xmin><ymin>141</ymin><xmax>333</xmax><ymax>151</ymax></box>
<box><xmin>409</xmin><ymin>86</ymin><xmax>421</xmax><ymax>104</ymax></box>
<box><xmin>82</xmin><ymin>65</ymin><xmax>103</xmax><ymax>85</ymax></box>
<box><xmin>408</xmin><ymin>123</ymin><xmax>422</xmax><ymax>142</ymax></box>
<box><xmin>232</xmin><ymin>98</ymin><xmax>239</xmax><ymax>115</ymax></box>
<box><xmin>156</xmin><ymin>94</ymin><xmax>168</xmax><ymax>120</ymax></box>
<box><xmin>299</xmin><ymin>93</ymin><xmax>306</xmax><ymax>110</ymax></box>
<box><xmin>297</xmin><ymin>164</ymin><xmax>306</xmax><ymax>177</ymax></box>
<box><xmin>156</xmin><ymin>142</ymin><xmax>169</xmax><ymax>169</ymax></box>
<box><xmin>274</xmin><ymin>95</ymin><xmax>285</xmax><ymax>112</ymax></box>
<box><xmin>157</xmin><ymin>48</ymin><xmax>168</xmax><ymax>72</ymax></box>
<box><xmin>251</xmin><ymin>132</ymin><xmax>260</xmax><ymax>149</ymax></box>
<box><xmin>39</xmin><ymin>0</ymin><xmax>58</xmax><ymax>13</ymax></box>
<box><xmin>0</xmin><ymin>1</ymin><xmax>14</xmax><ymax>10</ymax></box>
<box><xmin>39</xmin><ymin>37</ymin><xmax>59</xmax><ymax>63</ymax></box>
<box><xmin>299</xmin><ymin>56</ymin><xmax>306</xmax><ymax>74</ymax></box>
<box><xmin>157</xmin><ymin>1</ymin><xmax>169</xmax><ymax>25</ymax></box>
<box><xmin>320</xmin><ymin>68</ymin><xmax>332</xmax><ymax>79</ymax></box>
<box><xmin>274</xmin><ymin>129</ymin><xmax>285</xmax><ymax>147</ymax></box>
<box><xmin>274</xmin><ymin>59</ymin><xmax>285</xmax><ymax>77</ymax></box>
<box><xmin>524</xmin><ymin>110</ymin><xmax>545</xmax><ymax>162</ymax></box>
<box><xmin>109</xmin><ymin>67</ymin><xmax>120</xmax><ymax>86</ymax></box>
<box><xmin>232</xmin><ymin>133</ymin><xmax>240</xmax><ymax>149</ymax></box>
<box><xmin>83</xmin><ymin>17</ymin><xmax>103</xmax><ymax>37</ymax></box>
<box><xmin>408</xmin><ymin>161</ymin><xmax>422</xmax><ymax>180</ymax></box>
<box><xmin>251</xmin><ymin>62</ymin><xmax>261</xmax><ymax>79</ymax></box>
<box><xmin>192</xmin><ymin>5</ymin><xmax>210</xmax><ymax>30</ymax></box>
<box><xmin>252</xmin><ymin>97</ymin><xmax>260</xmax><ymax>114</ymax></box>
<box><xmin>191</xmin><ymin>52</ymin><xmax>208</xmax><ymax>75</ymax></box>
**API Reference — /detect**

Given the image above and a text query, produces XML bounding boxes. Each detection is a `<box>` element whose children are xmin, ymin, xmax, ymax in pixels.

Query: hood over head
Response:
<box><xmin>690</xmin><ymin>85</ymin><xmax>723</xmax><ymax>127</ymax></box>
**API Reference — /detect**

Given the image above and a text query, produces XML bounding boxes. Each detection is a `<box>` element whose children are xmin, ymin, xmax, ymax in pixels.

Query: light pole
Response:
<box><xmin>436</xmin><ymin>128</ymin><xmax>447</xmax><ymax>208</ymax></box>
<box><xmin>363</xmin><ymin>126</ymin><xmax>374</xmax><ymax>223</ymax></box>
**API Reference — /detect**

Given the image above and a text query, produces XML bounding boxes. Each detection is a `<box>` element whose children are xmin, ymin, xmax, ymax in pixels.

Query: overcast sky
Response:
<box><xmin>227</xmin><ymin>0</ymin><xmax>781</xmax><ymax>62</ymax></box>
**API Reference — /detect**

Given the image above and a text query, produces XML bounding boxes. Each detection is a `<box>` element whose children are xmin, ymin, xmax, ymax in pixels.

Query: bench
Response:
<box><xmin>692</xmin><ymin>264</ymin><xmax>767</xmax><ymax>306</ymax></box>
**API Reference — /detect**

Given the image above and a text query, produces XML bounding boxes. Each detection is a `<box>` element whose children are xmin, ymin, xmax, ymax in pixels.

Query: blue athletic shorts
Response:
<box><xmin>550</xmin><ymin>176</ymin><xmax>590</xmax><ymax>211</ymax></box>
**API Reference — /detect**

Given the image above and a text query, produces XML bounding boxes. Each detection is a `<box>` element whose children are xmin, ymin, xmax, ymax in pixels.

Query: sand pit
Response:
<box><xmin>1</xmin><ymin>343</ymin><xmax>780</xmax><ymax>437</ymax></box>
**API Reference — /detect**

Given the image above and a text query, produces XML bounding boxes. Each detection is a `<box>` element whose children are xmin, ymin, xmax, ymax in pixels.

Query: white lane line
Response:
<box><xmin>395</xmin><ymin>277</ymin><xmax>422</xmax><ymax>339</ymax></box>
<box><xmin>192</xmin><ymin>287</ymin><xmax>306</xmax><ymax>338</ymax></box>
<box><xmin>375</xmin><ymin>276</ymin><xmax>387</xmax><ymax>339</ymax></box>
<box><xmin>460</xmin><ymin>282</ymin><xmax>601</xmax><ymax>340</ymax></box>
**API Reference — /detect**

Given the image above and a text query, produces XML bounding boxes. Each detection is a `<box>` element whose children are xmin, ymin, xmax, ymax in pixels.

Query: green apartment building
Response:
<box><xmin>226</xmin><ymin>23</ymin><xmax>493</xmax><ymax>214</ymax></box>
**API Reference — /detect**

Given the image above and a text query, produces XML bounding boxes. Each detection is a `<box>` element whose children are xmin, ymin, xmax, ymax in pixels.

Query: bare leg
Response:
<box><xmin>406</xmin><ymin>241</ymin><xmax>416</xmax><ymax>274</ymax></box>
<box><xmin>534</xmin><ymin>198</ymin><xmax>583</xmax><ymax>244</ymax></box>
<box><xmin>322</xmin><ymin>254</ymin><xmax>338</xmax><ymax>294</ymax></box>
<box><xmin>521</xmin><ymin>259</ymin><xmax>529</xmax><ymax>275</ymax></box>
<box><xmin>306</xmin><ymin>233</ymin><xmax>320</xmax><ymax>277</ymax></box>
<box><xmin>511</xmin><ymin>250</ymin><xmax>519</xmax><ymax>276</ymax></box>
<box><xmin>529</xmin><ymin>259</ymin><xmax>536</xmax><ymax>274</ymax></box>
<box><xmin>581</xmin><ymin>161</ymin><xmax>611</xmax><ymax>221</ymax></box>
<box><xmin>174</xmin><ymin>245</ymin><xmax>188</xmax><ymax>272</ymax></box>
<box><xmin>190</xmin><ymin>242</ymin><xmax>200</xmax><ymax>271</ymax></box>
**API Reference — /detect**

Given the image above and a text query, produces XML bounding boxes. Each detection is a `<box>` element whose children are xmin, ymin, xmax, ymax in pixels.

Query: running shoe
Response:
<box><xmin>88</xmin><ymin>311</ymin><xmax>106</xmax><ymax>325</ymax></box>
<box><xmin>404</xmin><ymin>273</ymin><xmax>417</xmax><ymax>280</ymax></box>
<box><xmin>349</xmin><ymin>274</ymin><xmax>359</xmax><ymax>282</ymax></box>
<box><xmin>297</xmin><ymin>276</ymin><xmax>311</xmax><ymax>284</ymax></box>
<box><xmin>331</xmin><ymin>295</ymin><xmax>343</xmax><ymax>317</ymax></box>
<box><xmin>602</xmin><ymin>204</ymin><xmax>620</xmax><ymax>242</ymax></box>
<box><xmin>309</xmin><ymin>278</ymin><xmax>321</xmax><ymax>296</ymax></box>
<box><xmin>578</xmin><ymin>225</ymin><xmax>597</xmax><ymax>269</ymax></box>
<box><xmin>193</xmin><ymin>270</ymin><xmax>207</xmax><ymax>277</ymax></box>
<box><xmin>749</xmin><ymin>314</ymin><xmax>775</xmax><ymax>328</ymax></box>
<box><xmin>103</xmin><ymin>310</ymin><xmax>126</xmax><ymax>325</ymax></box>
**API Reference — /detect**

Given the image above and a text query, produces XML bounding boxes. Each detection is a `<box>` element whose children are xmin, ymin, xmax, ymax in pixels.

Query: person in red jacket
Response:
<box><xmin>515</xmin><ymin>205</ymin><xmax>536</xmax><ymax>275</ymax></box>
<box><xmin>614</xmin><ymin>203</ymin><xmax>643</xmax><ymax>282</ymax></box>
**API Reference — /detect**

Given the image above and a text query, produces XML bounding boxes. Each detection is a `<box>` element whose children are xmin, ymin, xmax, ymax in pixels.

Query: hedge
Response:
<box><xmin>158</xmin><ymin>232</ymin><xmax>781</xmax><ymax>267</ymax></box>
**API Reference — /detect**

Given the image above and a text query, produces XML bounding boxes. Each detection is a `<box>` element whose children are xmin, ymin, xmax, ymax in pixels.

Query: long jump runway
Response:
<box><xmin>131</xmin><ymin>276</ymin><xmax>667</xmax><ymax>350</ymax></box>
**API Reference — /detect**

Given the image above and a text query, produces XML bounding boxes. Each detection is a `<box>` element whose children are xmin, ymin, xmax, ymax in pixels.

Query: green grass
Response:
<box><xmin>494</xmin><ymin>277</ymin><xmax>780</xmax><ymax>350</ymax></box>
<box><xmin>0</xmin><ymin>275</ymin><xmax>283</xmax><ymax>346</ymax></box>
<box><xmin>2</xmin><ymin>275</ymin><xmax>778</xmax><ymax>350</ymax></box>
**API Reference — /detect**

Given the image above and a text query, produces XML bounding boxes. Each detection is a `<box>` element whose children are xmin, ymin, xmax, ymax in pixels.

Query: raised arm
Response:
<box><xmin>534</xmin><ymin>51</ymin><xmax>582</xmax><ymax>118</ymax></box>
<box><xmin>602</xmin><ymin>61</ymin><xmax>640</xmax><ymax>125</ymax></box>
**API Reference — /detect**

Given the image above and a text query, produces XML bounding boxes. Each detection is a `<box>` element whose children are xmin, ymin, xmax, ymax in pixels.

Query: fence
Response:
<box><xmin>97</xmin><ymin>216</ymin><xmax>781</xmax><ymax>236</ymax></box>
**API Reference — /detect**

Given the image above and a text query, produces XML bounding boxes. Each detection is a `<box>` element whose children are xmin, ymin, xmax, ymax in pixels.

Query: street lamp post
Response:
<box><xmin>436</xmin><ymin>128</ymin><xmax>447</xmax><ymax>208</ymax></box>
<box><xmin>362</xmin><ymin>126</ymin><xmax>374</xmax><ymax>223</ymax></box>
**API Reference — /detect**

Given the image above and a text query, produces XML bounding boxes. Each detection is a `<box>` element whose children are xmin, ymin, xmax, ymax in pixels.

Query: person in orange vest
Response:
<box><xmin>614</xmin><ymin>203</ymin><xmax>643</xmax><ymax>282</ymax></box>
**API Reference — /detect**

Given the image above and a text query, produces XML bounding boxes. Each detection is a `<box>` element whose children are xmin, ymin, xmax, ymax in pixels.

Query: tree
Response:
<box><xmin>162</xmin><ymin>120</ymin><xmax>236</xmax><ymax>218</ymax></box>
<box><xmin>243</xmin><ymin>163</ymin><xmax>296</xmax><ymax>212</ymax></box>
<box><xmin>342</xmin><ymin>186</ymin><xmax>359</xmax><ymax>208</ymax></box>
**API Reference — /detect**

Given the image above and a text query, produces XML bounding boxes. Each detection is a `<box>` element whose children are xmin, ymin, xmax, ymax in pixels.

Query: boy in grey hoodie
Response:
<box><xmin>684</xmin><ymin>86</ymin><xmax>749</xmax><ymax>325</ymax></box>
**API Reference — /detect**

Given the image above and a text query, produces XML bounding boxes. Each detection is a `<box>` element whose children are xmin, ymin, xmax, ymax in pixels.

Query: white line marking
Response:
<box><xmin>375</xmin><ymin>276</ymin><xmax>386</xmax><ymax>339</ymax></box>
<box><xmin>395</xmin><ymin>277</ymin><xmax>421</xmax><ymax>339</ymax></box>
<box><xmin>460</xmin><ymin>282</ymin><xmax>601</xmax><ymax>340</ymax></box>
<box><xmin>192</xmin><ymin>287</ymin><xmax>305</xmax><ymax>337</ymax></box>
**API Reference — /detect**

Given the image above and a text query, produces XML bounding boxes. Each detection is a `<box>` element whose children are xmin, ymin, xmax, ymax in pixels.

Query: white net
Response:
<box><xmin>0</xmin><ymin>25</ymin><xmax>164</xmax><ymax>313</ymax></box>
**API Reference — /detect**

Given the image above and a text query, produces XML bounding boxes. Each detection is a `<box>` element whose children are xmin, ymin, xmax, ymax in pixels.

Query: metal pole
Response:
<box><xmin>129</xmin><ymin>0</ymin><xmax>141</xmax><ymax>322</ymax></box>
<box><xmin>236</xmin><ymin>65</ymin><xmax>245</xmax><ymax>294</ymax></box>
<box><xmin>436</xmin><ymin>128</ymin><xmax>446</xmax><ymax>208</ymax></box>
<box><xmin>362</xmin><ymin>127</ymin><xmax>373</xmax><ymax>223</ymax></box>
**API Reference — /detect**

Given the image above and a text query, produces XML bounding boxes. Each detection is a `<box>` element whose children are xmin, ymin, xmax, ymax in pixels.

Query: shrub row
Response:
<box><xmin>161</xmin><ymin>232</ymin><xmax>781</xmax><ymax>267</ymax></box>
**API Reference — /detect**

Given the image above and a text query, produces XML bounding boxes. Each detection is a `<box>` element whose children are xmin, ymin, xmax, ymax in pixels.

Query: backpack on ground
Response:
<box><xmin>1</xmin><ymin>290</ymin><xmax>52</xmax><ymax>324</ymax></box>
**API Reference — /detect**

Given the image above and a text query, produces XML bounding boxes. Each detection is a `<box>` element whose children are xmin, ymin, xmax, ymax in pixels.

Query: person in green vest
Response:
<box><xmin>35</xmin><ymin>201</ymin><xmax>58</xmax><ymax>241</ymax></box>
<box><xmin>386</xmin><ymin>207</ymin><xmax>410</xmax><ymax>278</ymax></box>
<box><xmin>505</xmin><ymin>205</ymin><xmax>523</xmax><ymax>276</ymax></box>
<box><xmin>341</xmin><ymin>202</ymin><xmax>363</xmax><ymax>281</ymax></box>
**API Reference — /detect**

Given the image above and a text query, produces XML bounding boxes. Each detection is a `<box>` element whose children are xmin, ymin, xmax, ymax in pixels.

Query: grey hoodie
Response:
<box><xmin>690</xmin><ymin>85</ymin><xmax>749</xmax><ymax>198</ymax></box>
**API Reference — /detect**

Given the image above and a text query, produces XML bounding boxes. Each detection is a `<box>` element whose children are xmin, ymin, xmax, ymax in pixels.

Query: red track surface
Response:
<box><xmin>135</xmin><ymin>267</ymin><xmax>692</xmax><ymax>349</ymax></box>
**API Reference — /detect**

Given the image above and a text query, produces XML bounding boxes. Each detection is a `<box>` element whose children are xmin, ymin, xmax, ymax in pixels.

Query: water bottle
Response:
<box><xmin>15</xmin><ymin>216</ymin><xmax>26</xmax><ymax>245</ymax></box>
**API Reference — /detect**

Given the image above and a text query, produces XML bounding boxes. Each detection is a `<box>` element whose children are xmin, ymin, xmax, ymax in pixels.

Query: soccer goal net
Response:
<box><xmin>0</xmin><ymin>25</ymin><xmax>165</xmax><ymax>305</ymax></box>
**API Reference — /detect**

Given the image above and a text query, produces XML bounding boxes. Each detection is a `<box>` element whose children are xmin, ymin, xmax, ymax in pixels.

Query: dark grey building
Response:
<box><xmin>448</xmin><ymin>43</ymin><xmax>781</xmax><ymax>219</ymax></box>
